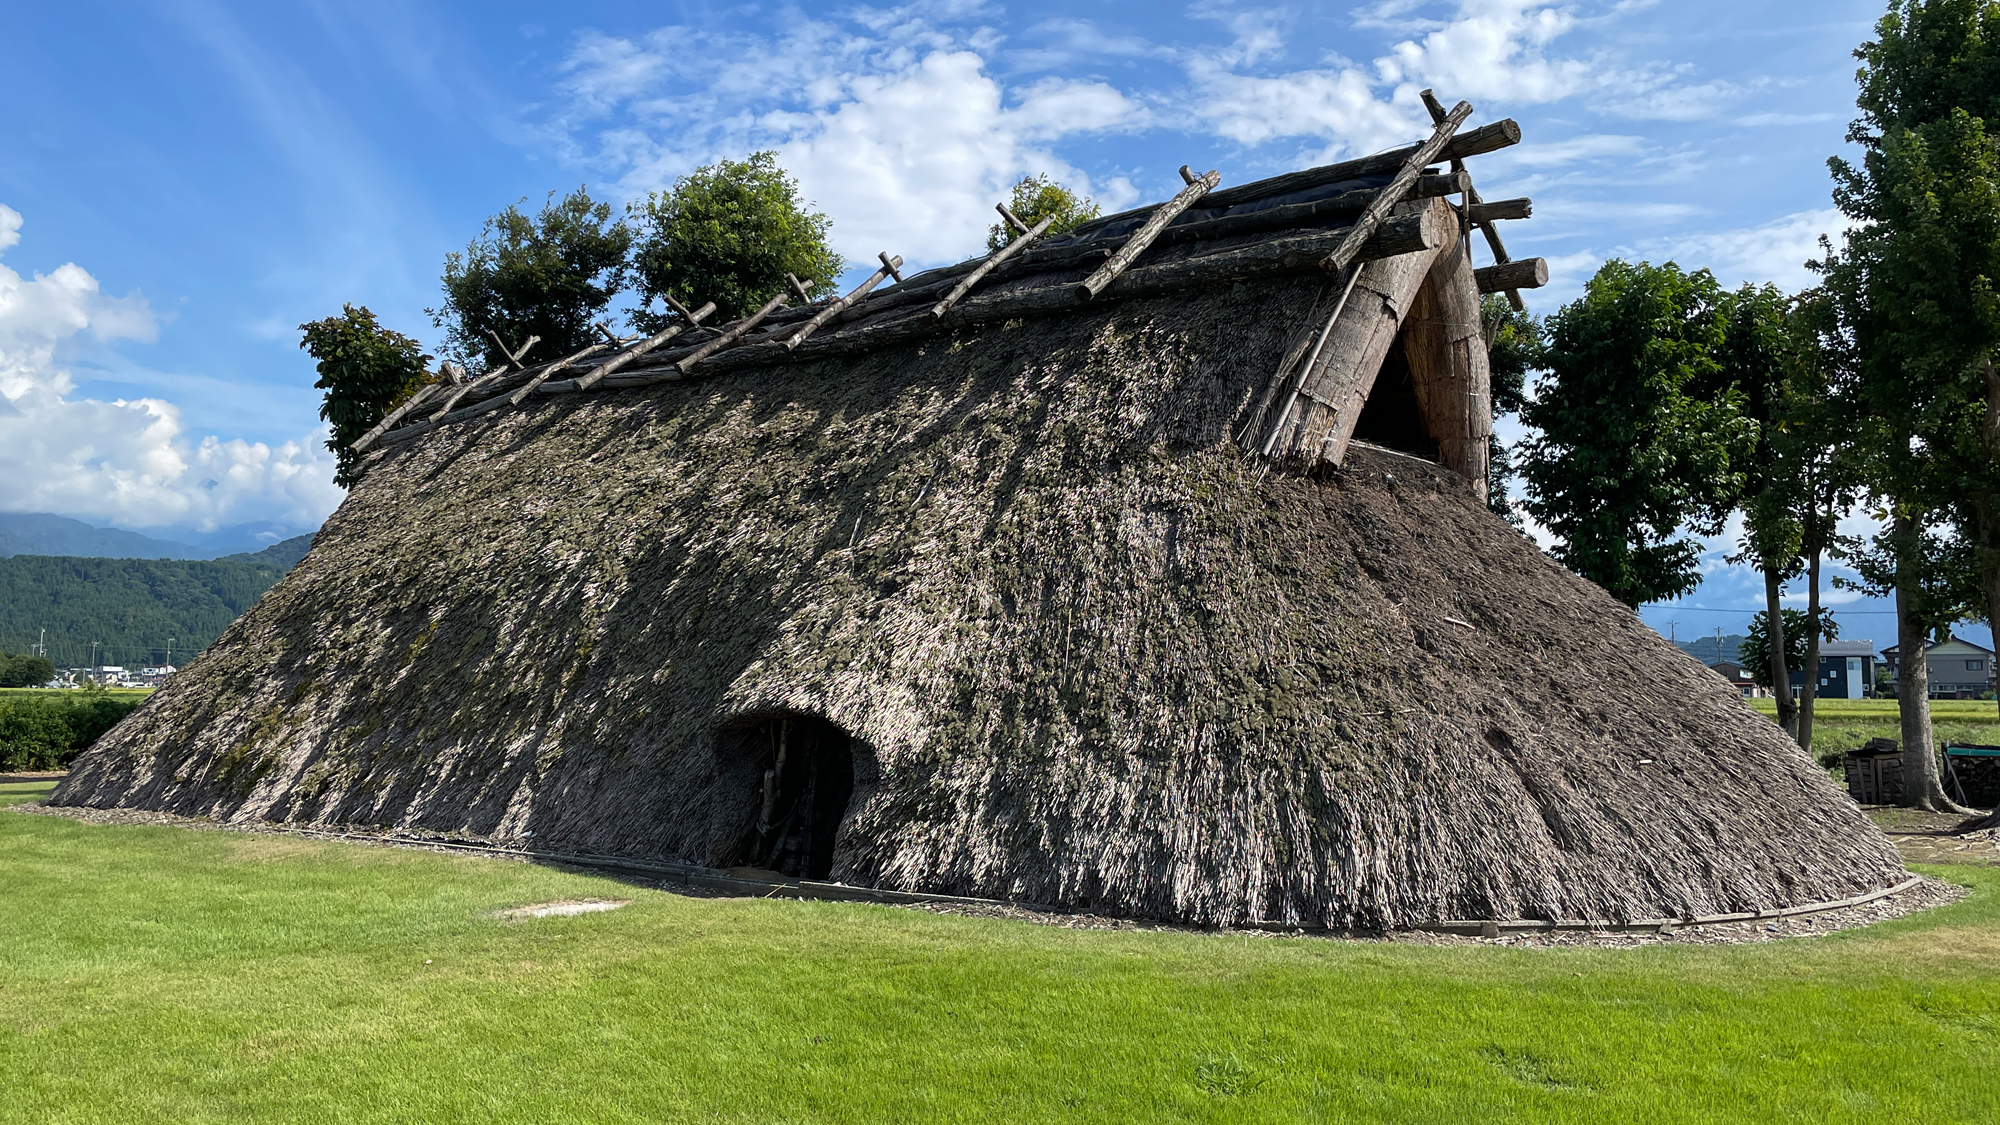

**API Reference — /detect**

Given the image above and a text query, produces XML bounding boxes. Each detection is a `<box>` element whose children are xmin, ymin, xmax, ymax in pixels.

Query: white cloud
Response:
<box><xmin>1642</xmin><ymin>207</ymin><xmax>1847</xmax><ymax>291</ymax></box>
<box><xmin>545</xmin><ymin>3</ymin><xmax>1750</xmax><ymax>271</ymax></box>
<box><xmin>554</xmin><ymin>22</ymin><xmax>1142</xmax><ymax>269</ymax></box>
<box><xmin>0</xmin><ymin>205</ymin><xmax>342</xmax><ymax>532</ymax></box>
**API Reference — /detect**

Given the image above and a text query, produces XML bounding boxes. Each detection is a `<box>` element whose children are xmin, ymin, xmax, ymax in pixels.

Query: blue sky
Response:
<box><xmin>0</xmin><ymin>0</ymin><xmax>1982</xmax><ymax>648</ymax></box>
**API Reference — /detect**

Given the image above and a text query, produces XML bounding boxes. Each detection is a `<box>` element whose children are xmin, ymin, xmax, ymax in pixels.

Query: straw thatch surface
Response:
<box><xmin>52</xmin><ymin>274</ymin><xmax>1903</xmax><ymax>929</ymax></box>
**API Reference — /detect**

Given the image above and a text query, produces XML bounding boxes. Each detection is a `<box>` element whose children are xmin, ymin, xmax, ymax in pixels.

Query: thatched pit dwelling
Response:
<box><xmin>52</xmin><ymin>101</ymin><xmax>1907</xmax><ymax>930</ymax></box>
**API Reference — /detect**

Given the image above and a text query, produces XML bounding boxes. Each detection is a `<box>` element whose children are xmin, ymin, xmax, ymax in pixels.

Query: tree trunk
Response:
<box><xmin>1893</xmin><ymin>512</ymin><xmax>1966</xmax><ymax>812</ymax></box>
<box><xmin>1798</xmin><ymin>548</ymin><xmax>1822</xmax><ymax>754</ymax></box>
<box><xmin>1764</xmin><ymin>567</ymin><xmax>1797</xmax><ymax>738</ymax></box>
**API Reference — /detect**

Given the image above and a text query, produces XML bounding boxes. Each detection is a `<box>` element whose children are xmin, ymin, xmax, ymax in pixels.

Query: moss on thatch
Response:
<box><xmin>52</xmin><ymin>274</ymin><xmax>1903</xmax><ymax>929</ymax></box>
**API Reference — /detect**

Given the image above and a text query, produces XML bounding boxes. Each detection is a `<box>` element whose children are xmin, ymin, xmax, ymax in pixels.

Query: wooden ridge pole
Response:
<box><xmin>1076</xmin><ymin>168</ymin><xmax>1220</xmax><ymax>300</ymax></box>
<box><xmin>1320</xmin><ymin>101</ymin><xmax>1472</xmax><ymax>274</ymax></box>
<box><xmin>677</xmin><ymin>292</ymin><xmax>789</xmax><ymax>372</ymax></box>
<box><xmin>1421</xmin><ymin>88</ymin><xmax>1524</xmax><ymax>311</ymax></box>
<box><xmin>788</xmin><ymin>256</ymin><xmax>901</xmax><ymax>349</ymax></box>
<box><xmin>933</xmin><ymin>216</ymin><xmax>1052</xmax><ymax>317</ymax></box>
<box><xmin>576</xmin><ymin>301</ymin><xmax>716</xmax><ymax>390</ymax></box>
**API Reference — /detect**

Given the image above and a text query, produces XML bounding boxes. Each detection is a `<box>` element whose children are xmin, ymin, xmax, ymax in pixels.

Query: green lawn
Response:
<box><xmin>1749</xmin><ymin>697</ymin><xmax>1999</xmax><ymax>764</ymax></box>
<box><xmin>1</xmin><ymin>779</ymin><xmax>1995</xmax><ymax>1124</ymax></box>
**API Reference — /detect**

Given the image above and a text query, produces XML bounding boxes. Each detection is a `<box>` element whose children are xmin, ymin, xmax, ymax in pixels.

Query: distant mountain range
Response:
<box><xmin>1676</xmin><ymin>634</ymin><xmax>1750</xmax><ymax>666</ymax></box>
<box><xmin>0</xmin><ymin>532</ymin><xmax>316</xmax><ymax>668</ymax></box>
<box><xmin>0</xmin><ymin>512</ymin><xmax>315</xmax><ymax>560</ymax></box>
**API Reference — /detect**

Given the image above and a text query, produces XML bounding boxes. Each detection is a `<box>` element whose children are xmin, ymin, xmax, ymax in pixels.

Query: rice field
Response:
<box><xmin>1748</xmin><ymin>697</ymin><xmax>1999</xmax><ymax>765</ymax></box>
<box><xmin>2</xmin><ymin>777</ymin><xmax>1995</xmax><ymax>1124</ymax></box>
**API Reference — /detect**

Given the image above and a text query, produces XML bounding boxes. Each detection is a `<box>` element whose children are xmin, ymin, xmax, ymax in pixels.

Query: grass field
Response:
<box><xmin>1</xmin><ymin>779</ymin><xmax>1995</xmax><ymax>1123</ymax></box>
<box><xmin>1748</xmin><ymin>698</ymin><xmax>1999</xmax><ymax>764</ymax></box>
<box><xmin>0</xmin><ymin>687</ymin><xmax>153</xmax><ymax>701</ymax></box>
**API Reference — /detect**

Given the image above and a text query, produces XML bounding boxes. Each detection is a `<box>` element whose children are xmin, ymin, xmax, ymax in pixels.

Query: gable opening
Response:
<box><xmin>717</xmin><ymin>712</ymin><xmax>855</xmax><ymax>880</ymax></box>
<box><xmin>1349</xmin><ymin>337</ymin><xmax>1439</xmax><ymax>463</ymax></box>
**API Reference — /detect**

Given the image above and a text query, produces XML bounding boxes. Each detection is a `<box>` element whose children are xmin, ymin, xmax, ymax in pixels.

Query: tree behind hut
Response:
<box><xmin>1519</xmin><ymin>260</ymin><xmax>1755</xmax><ymax>606</ymax></box>
<box><xmin>1821</xmin><ymin>0</ymin><xmax>2000</xmax><ymax>811</ymax></box>
<box><xmin>431</xmin><ymin>187</ymin><xmax>632</xmax><ymax>369</ymax></box>
<box><xmin>1739</xmin><ymin>609</ymin><xmax>1837</xmax><ymax>693</ymax></box>
<box><xmin>1481</xmin><ymin>294</ymin><xmax>1543</xmax><ymax>524</ymax></box>
<box><xmin>629</xmin><ymin>153</ymin><xmax>842</xmax><ymax>328</ymax></box>
<box><xmin>1717</xmin><ymin>283</ymin><xmax>1862</xmax><ymax>744</ymax></box>
<box><xmin>299</xmin><ymin>305</ymin><xmax>433</xmax><ymax>488</ymax></box>
<box><xmin>986</xmin><ymin>174</ymin><xmax>1101</xmax><ymax>252</ymax></box>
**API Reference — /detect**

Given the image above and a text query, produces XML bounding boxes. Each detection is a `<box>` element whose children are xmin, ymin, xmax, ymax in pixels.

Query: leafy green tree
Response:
<box><xmin>1519</xmin><ymin>260</ymin><xmax>1757</xmax><ymax>606</ymax></box>
<box><xmin>432</xmin><ymin>187</ymin><xmax>633</xmax><ymax>369</ymax></box>
<box><xmin>1820</xmin><ymin>0</ymin><xmax>2000</xmax><ymax>810</ymax></box>
<box><xmin>0</xmin><ymin>651</ymin><xmax>56</xmax><ymax>688</ymax></box>
<box><xmin>1481</xmin><ymin>294</ymin><xmax>1543</xmax><ymax>522</ymax></box>
<box><xmin>1738</xmin><ymin>609</ymin><xmax>1839</xmax><ymax>692</ymax></box>
<box><xmin>299</xmin><ymin>305</ymin><xmax>433</xmax><ymax>487</ymax></box>
<box><xmin>986</xmin><ymin>174</ymin><xmax>1102</xmax><ymax>251</ymax></box>
<box><xmin>629</xmin><ymin>153</ymin><xmax>841</xmax><ymax>328</ymax></box>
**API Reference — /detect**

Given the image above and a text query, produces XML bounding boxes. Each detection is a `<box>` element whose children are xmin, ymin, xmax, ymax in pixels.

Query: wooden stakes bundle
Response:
<box><xmin>577</xmin><ymin>300</ymin><xmax>717</xmax><ymax>390</ymax></box>
<box><xmin>1077</xmin><ymin>168</ymin><xmax>1220</xmax><ymax>300</ymax></box>
<box><xmin>789</xmin><ymin>256</ymin><xmax>901</xmax><ymax>349</ymax></box>
<box><xmin>1320</xmin><ymin>101</ymin><xmax>1472</xmax><ymax>275</ymax></box>
<box><xmin>933</xmin><ymin>216</ymin><xmax>1052</xmax><ymax>317</ymax></box>
<box><xmin>678</xmin><ymin>292</ymin><xmax>788</xmax><ymax>372</ymax></box>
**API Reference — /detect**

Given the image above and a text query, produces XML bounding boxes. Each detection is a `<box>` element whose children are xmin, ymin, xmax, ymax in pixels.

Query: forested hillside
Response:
<box><xmin>0</xmin><ymin>534</ymin><xmax>313</xmax><ymax>667</ymax></box>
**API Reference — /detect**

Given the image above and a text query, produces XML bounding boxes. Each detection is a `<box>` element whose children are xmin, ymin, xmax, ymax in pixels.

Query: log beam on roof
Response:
<box><xmin>506</xmin><ymin>340</ymin><xmax>617</xmax><ymax>407</ymax></box>
<box><xmin>1154</xmin><ymin>173</ymin><xmax>1467</xmax><ymax>246</ymax></box>
<box><xmin>1466</xmin><ymin>198</ymin><xmax>1531</xmax><ymax>224</ymax></box>
<box><xmin>577</xmin><ymin>301</ymin><xmax>715</xmax><ymax>389</ymax></box>
<box><xmin>1474</xmin><ymin>258</ymin><xmax>1549</xmax><ymax>293</ymax></box>
<box><xmin>1077</xmin><ymin>168</ymin><xmax>1219</xmax><ymax>300</ymax></box>
<box><xmin>350</xmin><ymin>380</ymin><xmax>448</xmax><ymax>453</ymax></box>
<box><xmin>790</xmin><ymin>256</ymin><xmax>900</xmax><ymax>347</ymax></box>
<box><xmin>1400</xmin><ymin>235</ymin><xmax>1494</xmax><ymax>498</ymax></box>
<box><xmin>933</xmin><ymin>218</ymin><xmax>1050</xmax><ymax>317</ymax></box>
<box><xmin>429</xmin><ymin>342</ymin><xmax>535</xmax><ymax>421</ymax></box>
<box><xmin>1066</xmin><ymin>119</ymin><xmax>1520</xmax><ymax>237</ymax></box>
<box><xmin>1421</xmin><ymin>88</ymin><xmax>1527</xmax><ymax>311</ymax></box>
<box><xmin>1321</xmin><ymin>101</ymin><xmax>1473</xmax><ymax>275</ymax></box>
<box><xmin>677</xmin><ymin>292</ymin><xmax>789</xmax><ymax>372</ymax></box>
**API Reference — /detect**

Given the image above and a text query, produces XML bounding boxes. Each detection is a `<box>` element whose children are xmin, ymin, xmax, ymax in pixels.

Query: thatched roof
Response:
<box><xmin>51</xmin><ymin>105</ymin><xmax>1904</xmax><ymax>929</ymax></box>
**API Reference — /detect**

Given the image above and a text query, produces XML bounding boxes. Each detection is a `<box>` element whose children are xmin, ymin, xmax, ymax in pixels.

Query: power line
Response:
<box><xmin>1641</xmin><ymin>605</ymin><xmax>1904</xmax><ymax>615</ymax></box>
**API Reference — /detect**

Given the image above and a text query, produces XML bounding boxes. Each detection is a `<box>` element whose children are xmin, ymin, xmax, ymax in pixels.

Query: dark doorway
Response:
<box><xmin>723</xmin><ymin>713</ymin><xmax>854</xmax><ymax>880</ymax></box>
<box><xmin>1351</xmin><ymin>339</ymin><xmax>1439</xmax><ymax>462</ymax></box>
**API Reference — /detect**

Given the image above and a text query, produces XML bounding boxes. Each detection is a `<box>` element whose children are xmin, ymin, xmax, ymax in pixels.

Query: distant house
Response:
<box><xmin>1709</xmin><ymin>662</ymin><xmax>1763</xmax><ymax>697</ymax></box>
<box><xmin>1882</xmin><ymin>635</ymin><xmax>1997</xmax><ymax>699</ymax></box>
<box><xmin>1788</xmin><ymin>640</ymin><xmax>1877</xmax><ymax>700</ymax></box>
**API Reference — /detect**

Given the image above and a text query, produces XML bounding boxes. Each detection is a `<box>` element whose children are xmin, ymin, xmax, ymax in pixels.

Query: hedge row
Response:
<box><xmin>0</xmin><ymin>691</ymin><xmax>144</xmax><ymax>771</ymax></box>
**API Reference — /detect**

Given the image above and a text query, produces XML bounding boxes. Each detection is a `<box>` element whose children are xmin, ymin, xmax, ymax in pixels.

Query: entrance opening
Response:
<box><xmin>723</xmin><ymin>713</ymin><xmax>854</xmax><ymax>880</ymax></box>
<box><xmin>1351</xmin><ymin>339</ymin><xmax>1439</xmax><ymax>462</ymax></box>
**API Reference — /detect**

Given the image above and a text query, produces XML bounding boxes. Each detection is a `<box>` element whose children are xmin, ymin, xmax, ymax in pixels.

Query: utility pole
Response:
<box><xmin>166</xmin><ymin>638</ymin><xmax>175</xmax><ymax>669</ymax></box>
<box><xmin>90</xmin><ymin>641</ymin><xmax>100</xmax><ymax>684</ymax></box>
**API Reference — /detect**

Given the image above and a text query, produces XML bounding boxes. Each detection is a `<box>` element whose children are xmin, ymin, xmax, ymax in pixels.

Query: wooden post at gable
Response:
<box><xmin>1266</xmin><ymin>198</ymin><xmax>1455</xmax><ymax>469</ymax></box>
<box><xmin>1399</xmin><ymin>234</ymin><xmax>1493</xmax><ymax>499</ymax></box>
